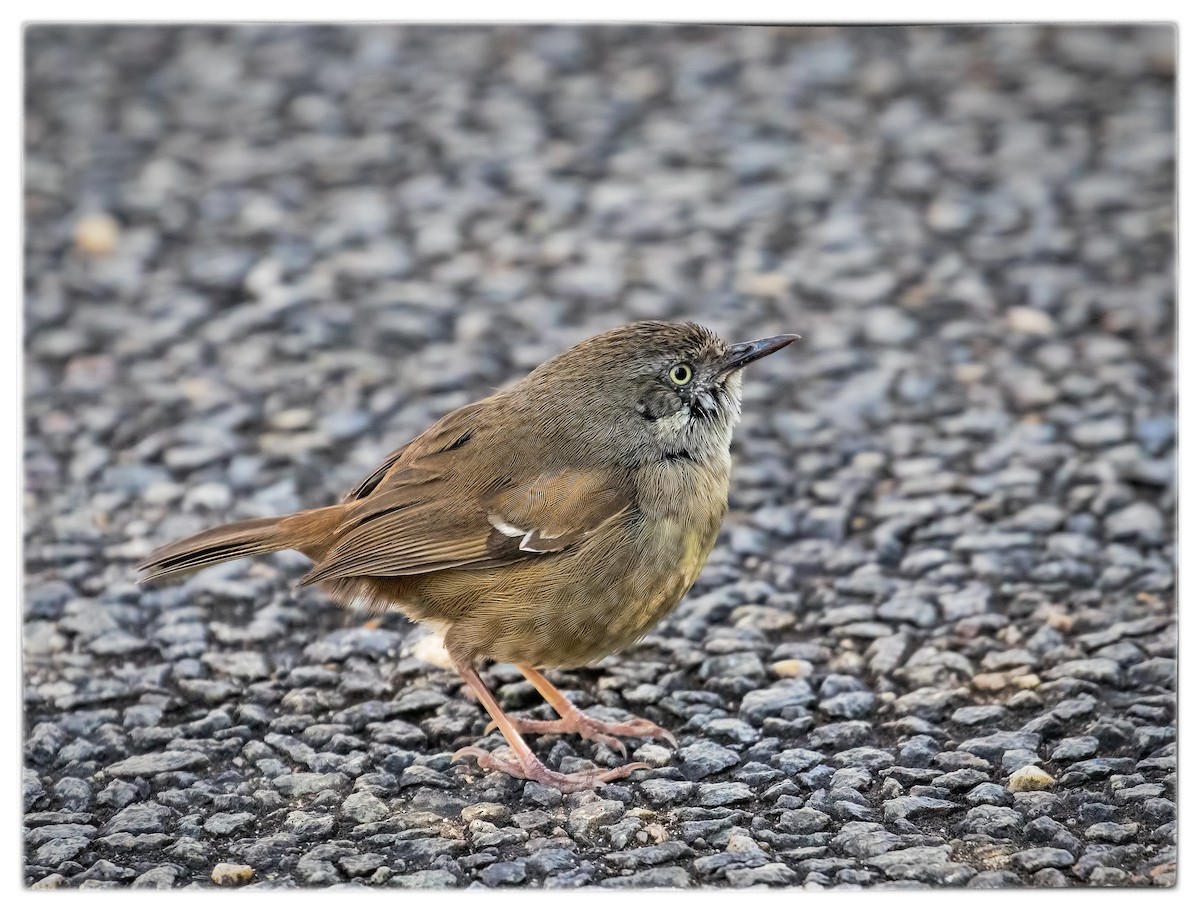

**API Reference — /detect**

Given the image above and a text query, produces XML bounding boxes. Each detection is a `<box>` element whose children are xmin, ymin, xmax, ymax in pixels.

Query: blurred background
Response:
<box><xmin>24</xmin><ymin>25</ymin><xmax>1176</xmax><ymax>889</ymax></box>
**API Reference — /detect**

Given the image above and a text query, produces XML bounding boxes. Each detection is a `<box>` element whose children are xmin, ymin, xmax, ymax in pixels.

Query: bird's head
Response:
<box><xmin>520</xmin><ymin>321</ymin><xmax>799</xmax><ymax>467</ymax></box>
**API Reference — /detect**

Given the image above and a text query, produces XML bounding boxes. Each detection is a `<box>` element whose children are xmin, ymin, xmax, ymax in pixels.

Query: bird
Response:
<box><xmin>139</xmin><ymin>320</ymin><xmax>799</xmax><ymax>793</ymax></box>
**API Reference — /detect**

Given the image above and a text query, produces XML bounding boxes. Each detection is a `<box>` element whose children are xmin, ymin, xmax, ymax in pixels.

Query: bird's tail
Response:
<box><xmin>137</xmin><ymin>504</ymin><xmax>344</xmax><ymax>584</ymax></box>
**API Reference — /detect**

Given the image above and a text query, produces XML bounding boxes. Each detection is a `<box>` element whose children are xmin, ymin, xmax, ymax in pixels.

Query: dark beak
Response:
<box><xmin>720</xmin><ymin>334</ymin><xmax>801</xmax><ymax>372</ymax></box>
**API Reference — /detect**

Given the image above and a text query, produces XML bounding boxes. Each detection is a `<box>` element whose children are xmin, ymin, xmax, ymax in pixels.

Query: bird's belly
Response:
<box><xmin>414</xmin><ymin>510</ymin><xmax>722</xmax><ymax>668</ymax></box>
<box><xmin>597</xmin><ymin>515</ymin><xmax>718</xmax><ymax>649</ymax></box>
<box><xmin>386</xmin><ymin>459</ymin><xmax>730</xmax><ymax>668</ymax></box>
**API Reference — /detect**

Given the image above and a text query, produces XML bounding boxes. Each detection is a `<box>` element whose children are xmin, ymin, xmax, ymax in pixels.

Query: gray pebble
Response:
<box><xmin>1011</xmin><ymin>847</ymin><xmax>1076</xmax><ymax>872</ymax></box>
<box><xmin>677</xmin><ymin>741</ymin><xmax>740</xmax><ymax>780</ymax></box>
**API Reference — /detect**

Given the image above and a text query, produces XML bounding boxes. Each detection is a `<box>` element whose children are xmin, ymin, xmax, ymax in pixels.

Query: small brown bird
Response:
<box><xmin>140</xmin><ymin>321</ymin><xmax>798</xmax><ymax>792</ymax></box>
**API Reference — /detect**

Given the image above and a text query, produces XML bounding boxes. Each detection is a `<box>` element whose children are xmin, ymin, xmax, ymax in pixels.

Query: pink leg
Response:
<box><xmin>484</xmin><ymin>664</ymin><xmax>678</xmax><ymax>758</ymax></box>
<box><xmin>450</xmin><ymin>658</ymin><xmax>648</xmax><ymax>793</ymax></box>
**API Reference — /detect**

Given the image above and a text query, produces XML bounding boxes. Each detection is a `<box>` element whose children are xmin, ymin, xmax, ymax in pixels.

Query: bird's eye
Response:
<box><xmin>669</xmin><ymin>363</ymin><xmax>693</xmax><ymax>386</ymax></box>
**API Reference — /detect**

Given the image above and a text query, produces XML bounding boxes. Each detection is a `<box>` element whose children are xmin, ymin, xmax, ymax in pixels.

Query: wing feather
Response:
<box><xmin>307</xmin><ymin>392</ymin><xmax>632</xmax><ymax>586</ymax></box>
<box><xmin>300</xmin><ymin>467</ymin><xmax>632</xmax><ymax>586</ymax></box>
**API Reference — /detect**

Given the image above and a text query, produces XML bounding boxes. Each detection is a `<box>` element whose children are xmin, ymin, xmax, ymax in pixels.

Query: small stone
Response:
<box><xmin>877</xmin><ymin>596</ymin><xmax>938</xmax><ymax>627</ymax></box>
<box><xmin>770</xmin><ymin>659</ymin><xmax>812</xmax><ymax>678</ymax></box>
<box><xmin>105</xmin><ymin>750</ymin><xmax>209</xmax><ymax>778</ymax></box>
<box><xmin>481</xmin><ymin>859</ymin><xmax>527</xmax><ymax>886</ymax></box>
<box><xmin>677</xmin><ymin>741</ymin><xmax>740</xmax><ymax>780</ymax></box>
<box><xmin>831</xmin><ymin>747</ymin><xmax>895</xmax><ymax>770</ymax></box>
<box><xmin>461</xmin><ymin>802</ymin><xmax>512</xmax><ymax>824</ymax></box>
<box><xmin>1071</xmin><ymin>417</ymin><xmax>1128</xmax><ymax>448</ymax></box>
<box><xmin>1051</xmin><ymin>736</ymin><xmax>1099</xmax><ymax>761</ymax></box>
<box><xmin>932</xmin><ymin>769</ymin><xmax>990</xmax><ymax>791</ymax></box>
<box><xmin>1104</xmin><ymin>502</ymin><xmax>1164</xmax><ymax>543</ymax></box>
<box><xmin>525</xmin><ymin>847</ymin><xmax>578</xmax><ymax>877</ymax></box>
<box><xmin>203</xmin><ymin>650</ymin><xmax>269</xmax><ymax>679</ymax></box>
<box><xmin>210</xmin><ymin>863</ymin><xmax>254</xmax><ymax>886</ymax></box>
<box><xmin>31</xmin><ymin>873</ymin><xmax>69</xmax><ymax>889</ymax></box>
<box><xmin>966</xmin><ymin>783</ymin><xmax>1009</xmax><ymax>806</ymax></box>
<box><xmin>341</xmin><ymin>791</ymin><xmax>388</xmax><ymax>824</ymax></box>
<box><xmin>883</xmin><ymin>796</ymin><xmax>960</xmax><ymax>822</ymax></box>
<box><xmin>964</xmin><ymin>805</ymin><xmax>1022</xmax><ymax>837</ymax></box>
<box><xmin>1045</xmin><ymin>658</ymin><xmax>1122</xmax><ymax>686</ymax></box>
<box><xmin>1001</xmin><ymin>749</ymin><xmax>1041</xmax><ymax>774</ymax></box>
<box><xmin>23</xmin><ymin>769</ymin><xmax>45</xmax><ymax>809</ymax></box>
<box><xmin>73</xmin><ymin>212</ymin><xmax>121</xmax><ymax>255</ymax></box>
<box><xmin>638</xmin><ymin>779</ymin><xmax>696</xmax><ymax>805</ymax></box>
<box><xmin>632</xmin><ymin>743</ymin><xmax>675</xmax><ymax>767</ymax></box>
<box><xmin>1008</xmin><ymin>765</ymin><xmax>1055</xmax><ymax>792</ymax></box>
<box><xmin>819</xmin><ymin>691</ymin><xmax>876</xmax><ymax>719</ymax></box>
<box><xmin>1084</xmin><ymin>822</ymin><xmax>1139</xmax><ymax>844</ymax></box>
<box><xmin>567</xmin><ymin>800</ymin><xmax>624</xmax><ymax>837</ymax></box>
<box><xmin>726</xmin><ymin>863</ymin><xmax>797</xmax><ymax>887</ymax></box>
<box><xmin>831</xmin><ymin>822</ymin><xmax>903</xmax><ymax>858</ymax></box>
<box><xmin>696</xmin><ymin>782</ymin><xmax>754</xmax><ymax>806</ymax></box>
<box><xmin>102</xmin><ymin>802</ymin><xmax>172</xmax><ymax>835</ymax></box>
<box><xmin>968</xmin><ymin>870</ymin><xmax>1023</xmax><ymax>888</ymax></box>
<box><xmin>1130</xmin><ymin>658</ymin><xmax>1176</xmax><ymax>688</ymax></box>
<box><xmin>132</xmin><ymin>865</ymin><xmax>180</xmax><ymax>889</ymax></box>
<box><xmin>703</xmin><ymin>717</ymin><xmax>760</xmax><ymax>744</ymax></box>
<box><xmin>779</xmin><ymin>808</ymin><xmax>832</xmax><ymax>834</ymax></box>
<box><xmin>1032</xmin><ymin>868</ymin><xmax>1069</xmax><ymax>887</ymax></box>
<box><xmin>338</xmin><ymin>853</ymin><xmax>388</xmax><ymax>878</ymax></box>
<box><xmin>1011</xmin><ymin>847</ymin><xmax>1075</xmax><ymax>872</ymax></box>
<box><xmin>774</xmin><ymin>748</ymin><xmax>825</xmax><ymax>774</ymax></box>
<box><xmin>1006</xmin><ymin>307</ymin><xmax>1055</xmax><ymax>335</ymax></box>
<box><xmin>49</xmin><ymin>776</ymin><xmax>92</xmax><ymax>811</ymax></box>
<box><xmin>1089</xmin><ymin>866</ymin><xmax>1130</xmax><ymax>885</ymax></box>
<box><xmin>390</xmin><ymin>870</ymin><xmax>459</xmax><ymax>888</ymax></box>
<box><xmin>97</xmin><ymin>779</ymin><xmax>141</xmax><ymax>810</ymax></box>
<box><xmin>274</xmin><ymin>772</ymin><xmax>349</xmax><ymax>797</ymax></box>
<box><xmin>35</xmin><ymin>836</ymin><xmax>90</xmax><ymax>866</ymax></box>
<box><xmin>739</xmin><ymin>679</ymin><xmax>815</xmax><ymax>724</ymax></box>
<box><xmin>864</xmin><ymin>307</ymin><xmax>919</xmax><ymax>345</ymax></box>
<box><xmin>296</xmin><ymin>856</ymin><xmax>342</xmax><ymax>885</ymax></box>
<box><xmin>952</xmin><ymin>705</ymin><xmax>1006</xmax><ymax>726</ymax></box>
<box><xmin>28</xmin><ymin>822</ymin><xmax>97</xmax><ymax>844</ymax></box>
<box><xmin>203</xmin><ymin>813</ymin><xmax>256</xmax><ymax>837</ymax></box>
<box><xmin>959</xmin><ymin>731</ymin><xmax>1041</xmax><ymax>764</ymax></box>
<box><xmin>600</xmin><ymin>866</ymin><xmax>692</xmax><ymax>888</ymax></box>
<box><xmin>283</xmin><ymin>810</ymin><xmax>337</xmax><ymax>839</ymax></box>
<box><xmin>521</xmin><ymin>781</ymin><xmax>562</xmax><ymax>808</ymax></box>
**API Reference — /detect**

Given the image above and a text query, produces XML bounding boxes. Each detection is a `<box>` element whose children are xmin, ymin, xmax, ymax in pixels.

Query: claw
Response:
<box><xmin>451</xmin><ymin>744</ymin><xmax>504</xmax><ymax>768</ymax></box>
<box><xmin>627</xmin><ymin>719</ymin><xmax>678</xmax><ymax>749</ymax></box>
<box><xmin>484</xmin><ymin>710</ymin><xmax>676</xmax><ymax>757</ymax></box>
<box><xmin>485</xmin><ymin>716</ymin><xmax>629</xmax><ymax>756</ymax></box>
<box><xmin>450</xmin><ymin>659</ymin><xmax>654</xmax><ymax>794</ymax></box>
<box><xmin>454</xmin><ymin>746</ymin><xmax>648</xmax><ymax>793</ymax></box>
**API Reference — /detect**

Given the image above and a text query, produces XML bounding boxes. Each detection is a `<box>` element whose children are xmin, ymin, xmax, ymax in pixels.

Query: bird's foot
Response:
<box><xmin>452</xmin><ymin>745</ymin><xmax>649</xmax><ymax>794</ymax></box>
<box><xmin>486</xmin><ymin>712</ymin><xmax>677</xmax><ymax>758</ymax></box>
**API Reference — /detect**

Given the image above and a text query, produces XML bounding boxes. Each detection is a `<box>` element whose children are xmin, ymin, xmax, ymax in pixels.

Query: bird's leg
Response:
<box><xmin>484</xmin><ymin>664</ymin><xmax>677</xmax><ymax>757</ymax></box>
<box><xmin>450</xmin><ymin>657</ymin><xmax>648</xmax><ymax>793</ymax></box>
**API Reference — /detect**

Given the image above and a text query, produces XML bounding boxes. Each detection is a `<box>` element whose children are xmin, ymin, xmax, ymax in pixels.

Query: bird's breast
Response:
<box><xmin>605</xmin><ymin>456</ymin><xmax>731</xmax><ymax>636</ymax></box>
<box><xmin>405</xmin><ymin>457</ymin><xmax>732</xmax><ymax>668</ymax></box>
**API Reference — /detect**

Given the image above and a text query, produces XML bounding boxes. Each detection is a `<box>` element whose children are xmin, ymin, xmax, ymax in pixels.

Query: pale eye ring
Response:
<box><xmin>669</xmin><ymin>363</ymin><xmax>693</xmax><ymax>386</ymax></box>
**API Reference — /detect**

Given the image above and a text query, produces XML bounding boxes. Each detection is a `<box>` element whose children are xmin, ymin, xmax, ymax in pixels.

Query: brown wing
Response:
<box><xmin>341</xmin><ymin>400</ymin><xmax>489</xmax><ymax>503</ymax></box>
<box><xmin>299</xmin><ymin>466</ymin><xmax>633</xmax><ymax>586</ymax></box>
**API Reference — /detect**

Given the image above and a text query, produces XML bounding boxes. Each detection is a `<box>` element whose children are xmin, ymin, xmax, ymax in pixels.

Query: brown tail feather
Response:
<box><xmin>138</xmin><ymin>505</ymin><xmax>344</xmax><ymax>584</ymax></box>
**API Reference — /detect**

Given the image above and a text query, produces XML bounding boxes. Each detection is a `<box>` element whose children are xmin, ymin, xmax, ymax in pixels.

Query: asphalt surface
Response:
<box><xmin>23</xmin><ymin>25</ymin><xmax>1175</xmax><ymax>888</ymax></box>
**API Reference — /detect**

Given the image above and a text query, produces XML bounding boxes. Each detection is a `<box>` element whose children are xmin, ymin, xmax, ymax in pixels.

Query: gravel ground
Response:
<box><xmin>23</xmin><ymin>25</ymin><xmax>1176</xmax><ymax>889</ymax></box>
